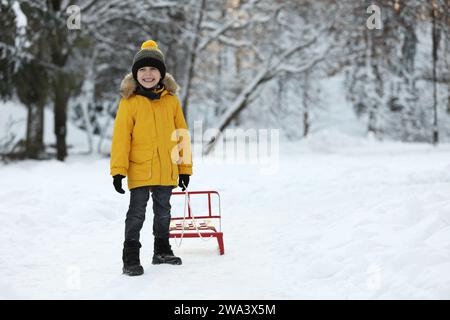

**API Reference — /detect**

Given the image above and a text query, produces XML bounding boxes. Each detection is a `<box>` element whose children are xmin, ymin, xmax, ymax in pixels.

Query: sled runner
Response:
<box><xmin>169</xmin><ymin>190</ymin><xmax>224</xmax><ymax>255</ymax></box>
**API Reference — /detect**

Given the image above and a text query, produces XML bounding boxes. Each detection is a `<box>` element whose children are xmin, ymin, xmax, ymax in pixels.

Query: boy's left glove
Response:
<box><xmin>178</xmin><ymin>174</ymin><xmax>190</xmax><ymax>191</ymax></box>
<box><xmin>113</xmin><ymin>174</ymin><xmax>126</xmax><ymax>194</ymax></box>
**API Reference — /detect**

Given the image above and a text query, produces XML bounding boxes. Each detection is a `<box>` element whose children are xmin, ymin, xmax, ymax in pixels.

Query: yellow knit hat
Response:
<box><xmin>132</xmin><ymin>40</ymin><xmax>166</xmax><ymax>81</ymax></box>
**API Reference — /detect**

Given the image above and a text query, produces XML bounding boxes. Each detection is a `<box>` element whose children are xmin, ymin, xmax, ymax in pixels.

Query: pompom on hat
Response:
<box><xmin>132</xmin><ymin>40</ymin><xmax>166</xmax><ymax>82</ymax></box>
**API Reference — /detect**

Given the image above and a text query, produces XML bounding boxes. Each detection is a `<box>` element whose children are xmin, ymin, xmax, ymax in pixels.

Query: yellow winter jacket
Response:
<box><xmin>110</xmin><ymin>73</ymin><xmax>193</xmax><ymax>190</ymax></box>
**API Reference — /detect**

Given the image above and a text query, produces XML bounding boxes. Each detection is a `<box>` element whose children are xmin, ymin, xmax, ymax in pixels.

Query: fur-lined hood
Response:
<box><xmin>120</xmin><ymin>72</ymin><xmax>179</xmax><ymax>99</ymax></box>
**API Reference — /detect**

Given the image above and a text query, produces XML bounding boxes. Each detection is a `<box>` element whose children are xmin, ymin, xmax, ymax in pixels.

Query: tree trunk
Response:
<box><xmin>364</xmin><ymin>23</ymin><xmax>384</xmax><ymax>139</ymax></box>
<box><xmin>431</xmin><ymin>1</ymin><xmax>440</xmax><ymax>145</ymax></box>
<box><xmin>25</xmin><ymin>103</ymin><xmax>44</xmax><ymax>158</ymax></box>
<box><xmin>447</xmin><ymin>89</ymin><xmax>450</xmax><ymax>114</ymax></box>
<box><xmin>303</xmin><ymin>110</ymin><xmax>309</xmax><ymax>137</ymax></box>
<box><xmin>48</xmin><ymin>0</ymin><xmax>70</xmax><ymax>160</ymax></box>
<box><xmin>302</xmin><ymin>71</ymin><xmax>310</xmax><ymax>137</ymax></box>
<box><xmin>368</xmin><ymin>107</ymin><xmax>377</xmax><ymax>136</ymax></box>
<box><xmin>54</xmin><ymin>73</ymin><xmax>69</xmax><ymax>161</ymax></box>
<box><xmin>16</xmin><ymin>61</ymin><xmax>48</xmax><ymax>159</ymax></box>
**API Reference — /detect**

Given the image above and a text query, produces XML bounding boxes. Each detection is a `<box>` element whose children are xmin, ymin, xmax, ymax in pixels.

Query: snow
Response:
<box><xmin>12</xmin><ymin>1</ymin><xmax>27</xmax><ymax>29</ymax></box>
<box><xmin>1</xmin><ymin>132</ymin><xmax>450</xmax><ymax>299</ymax></box>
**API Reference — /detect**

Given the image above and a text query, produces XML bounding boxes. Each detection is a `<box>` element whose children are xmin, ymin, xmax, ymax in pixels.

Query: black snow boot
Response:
<box><xmin>122</xmin><ymin>240</ymin><xmax>144</xmax><ymax>276</ymax></box>
<box><xmin>152</xmin><ymin>237</ymin><xmax>182</xmax><ymax>265</ymax></box>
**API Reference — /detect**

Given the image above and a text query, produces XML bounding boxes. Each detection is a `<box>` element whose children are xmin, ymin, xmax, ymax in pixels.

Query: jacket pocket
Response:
<box><xmin>168</xmin><ymin>149</ymin><xmax>179</xmax><ymax>181</ymax></box>
<box><xmin>128</xmin><ymin>149</ymin><xmax>154</xmax><ymax>180</ymax></box>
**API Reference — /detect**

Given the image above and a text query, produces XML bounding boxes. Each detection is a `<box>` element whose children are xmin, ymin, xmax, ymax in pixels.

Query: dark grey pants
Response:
<box><xmin>124</xmin><ymin>185</ymin><xmax>173</xmax><ymax>241</ymax></box>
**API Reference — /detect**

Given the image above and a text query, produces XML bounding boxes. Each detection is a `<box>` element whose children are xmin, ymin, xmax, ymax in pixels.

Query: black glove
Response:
<box><xmin>113</xmin><ymin>174</ymin><xmax>125</xmax><ymax>194</ymax></box>
<box><xmin>178</xmin><ymin>174</ymin><xmax>190</xmax><ymax>191</ymax></box>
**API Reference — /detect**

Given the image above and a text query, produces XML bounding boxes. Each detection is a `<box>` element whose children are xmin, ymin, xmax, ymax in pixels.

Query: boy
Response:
<box><xmin>110</xmin><ymin>40</ymin><xmax>193</xmax><ymax>276</ymax></box>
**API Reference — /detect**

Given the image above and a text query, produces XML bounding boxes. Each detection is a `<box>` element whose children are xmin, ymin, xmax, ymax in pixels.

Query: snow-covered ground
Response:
<box><xmin>1</xmin><ymin>133</ymin><xmax>450</xmax><ymax>299</ymax></box>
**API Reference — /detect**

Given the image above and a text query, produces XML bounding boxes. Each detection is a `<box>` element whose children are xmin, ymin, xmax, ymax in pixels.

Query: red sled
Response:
<box><xmin>169</xmin><ymin>190</ymin><xmax>224</xmax><ymax>255</ymax></box>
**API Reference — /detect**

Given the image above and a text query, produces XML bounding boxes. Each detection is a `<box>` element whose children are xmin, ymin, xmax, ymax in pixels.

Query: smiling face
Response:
<box><xmin>137</xmin><ymin>66</ymin><xmax>161</xmax><ymax>89</ymax></box>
